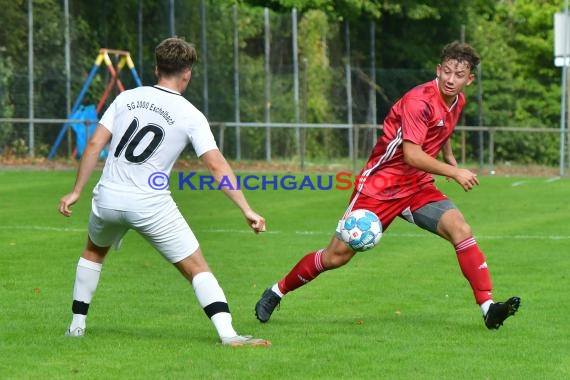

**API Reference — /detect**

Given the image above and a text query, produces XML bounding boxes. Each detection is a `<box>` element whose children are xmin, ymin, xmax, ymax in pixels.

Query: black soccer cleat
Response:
<box><xmin>484</xmin><ymin>296</ymin><xmax>521</xmax><ymax>330</ymax></box>
<box><xmin>255</xmin><ymin>288</ymin><xmax>281</xmax><ymax>323</ymax></box>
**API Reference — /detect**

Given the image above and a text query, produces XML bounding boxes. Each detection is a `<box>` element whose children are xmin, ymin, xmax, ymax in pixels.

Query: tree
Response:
<box><xmin>468</xmin><ymin>0</ymin><xmax>561</xmax><ymax>164</ymax></box>
<box><xmin>0</xmin><ymin>0</ymin><xmax>564</xmax><ymax>164</ymax></box>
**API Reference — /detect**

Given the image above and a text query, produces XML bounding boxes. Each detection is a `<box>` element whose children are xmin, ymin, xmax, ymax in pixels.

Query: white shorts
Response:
<box><xmin>88</xmin><ymin>198</ymin><xmax>199</xmax><ymax>263</ymax></box>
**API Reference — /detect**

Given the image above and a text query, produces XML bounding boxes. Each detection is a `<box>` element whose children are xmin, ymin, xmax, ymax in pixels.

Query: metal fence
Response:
<box><xmin>0</xmin><ymin>2</ymin><xmax>568</xmax><ymax>174</ymax></box>
<box><xmin>1</xmin><ymin>117</ymin><xmax>565</xmax><ymax>175</ymax></box>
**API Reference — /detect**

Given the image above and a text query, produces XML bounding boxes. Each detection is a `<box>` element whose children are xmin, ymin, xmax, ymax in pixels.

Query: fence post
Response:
<box><xmin>219</xmin><ymin>123</ymin><xmax>225</xmax><ymax>154</ymax></box>
<box><xmin>233</xmin><ymin>5</ymin><xmax>241</xmax><ymax>160</ymax></box>
<box><xmin>344</xmin><ymin>20</ymin><xmax>354</xmax><ymax>164</ymax></box>
<box><xmin>352</xmin><ymin>124</ymin><xmax>358</xmax><ymax>173</ymax></box>
<box><xmin>488</xmin><ymin>129</ymin><xmax>495</xmax><ymax>172</ymax></box>
<box><xmin>200</xmin><ymin>0</ymin><xmax>209</xmax><ymax>118</ymax></box>
<box><xmin>567</xmin><ymin>130</ymin><xmax>570</xmax><ymax>173</ymax></box>
<box><xmin>27</xmin><ymin>0</ymin><xmax>34</xmax><ymax>157</ymax></box>
<box><xmin>264</xmin><ymin>7</ymin><xmax>271</xmax><ymax>162</ymax></box>
<box><xmin>369</xmin><ymin>21</ymin><xmax>377</xmax><ymax>145</ymax></box>
<box><xmin>301</xmin><ymin>58</ymin><xmax>308</xmax><ymax>170</ymax></box>
<box><xmin>477</xmin><ymin>64</ymin><xmax>484</xmax><ymax>169</ymax></box>
<box><xmin>292</xmin><ymin>8</ymin><xmax>301</xmax><ymax>165</ymax></box>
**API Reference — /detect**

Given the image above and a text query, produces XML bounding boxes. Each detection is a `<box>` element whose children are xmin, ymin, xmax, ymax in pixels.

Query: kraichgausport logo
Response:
<box><xmin>147</xmin><ymin>171</ymin><xmax>424</xmax><ymax>192</ymax></box>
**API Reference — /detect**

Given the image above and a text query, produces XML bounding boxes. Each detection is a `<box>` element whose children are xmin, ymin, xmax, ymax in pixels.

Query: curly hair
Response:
<box><xmin>440</xmin><ymin>41</ymin><xmax>480</xmax><ymax>71</ymax></box>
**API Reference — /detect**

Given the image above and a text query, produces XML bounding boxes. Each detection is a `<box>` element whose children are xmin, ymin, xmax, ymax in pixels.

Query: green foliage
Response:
<box><xmin>10</xmin><ymin>137</ymin><xmax>28</xmax><ymax>157</ymax></box>
<box><xmin>0</xmin><ymin>53</ymin><xmax>14</xmax><ymax>150</ymax></box>
<box><xmin>299</xmin><ymin>10</ymin><xmax>332</xmax><ymax>122</ymax></box>
<box><xmin>298</xmin><ymin>10</ymin><xmax>344</xmax><ymax>158</ymax></box>
<box><xmin>0</xmin><ymin>0</ymin><xmax>565</xmax><ymax>164</ymax></box>
<box><xmin>377</xmin><ymin>1</ymin><xmax>471</xmax><ymax>71</ymax></box>
<box><xmin>495</xmin><ymin>131</ymin><xmax>560</xmax><ymax>165</ymax></box>
<box><xmin>244</xmin><ymin>0</ymin><xmax>381</xmax><ymax>19</ymax></box>
<box><xmin>0</xmin><ymin>0</ymin><xmax>27</xmax><ymax>56</ymax></box>
<box><xmin>466</xmin><ymin>0</ymin><xmax>562</xmax><ymax>164</ymax></box>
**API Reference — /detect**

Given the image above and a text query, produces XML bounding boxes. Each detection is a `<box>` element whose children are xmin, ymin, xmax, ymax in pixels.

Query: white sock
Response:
<box><xmin>192</xmin><ymin>272</ymin><xmax>237</xmax><ymax>339</ymax></box>
<box><xmin>70</xmin><ymin>257</ymin><xmax>102</xmax><ymax>329</ymax></box>
<box><xmin>480</xmin><ymin>299</ymin><xmax>493</xmax><ymax>316</ymax></box>
<box><xmin>70</xmin><ymin>314</ymin><xmax>87</xmax><ymax>330</ymax></box>
<box><xmin>271</xmin><ymin>283</ymin><xmax>284</xmax><ymax>298</ymax></box>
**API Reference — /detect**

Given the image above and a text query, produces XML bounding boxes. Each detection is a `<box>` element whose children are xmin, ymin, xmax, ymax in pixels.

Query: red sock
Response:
<box><xmin>277</xmin><ymin>250</ymin><xmax>326</xmax><ymax>294</ymax></box>
<box><xmin>455</xmin><ymin>237</ymin><xmax>493</xmax><ymax>305</ymax></box>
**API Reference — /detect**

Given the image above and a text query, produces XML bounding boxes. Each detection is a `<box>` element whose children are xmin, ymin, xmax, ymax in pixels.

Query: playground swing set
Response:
<box><xmin>48</xmin><ymin>48</ymin><xmax>142</xmax><ymax>160</ymax></box>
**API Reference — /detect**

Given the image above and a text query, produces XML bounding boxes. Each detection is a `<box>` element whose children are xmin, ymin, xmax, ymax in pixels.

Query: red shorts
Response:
<box><xmin>344</xmin><ymin>184</ymin><xmax>448</xmax><ymax>232</ymax></box>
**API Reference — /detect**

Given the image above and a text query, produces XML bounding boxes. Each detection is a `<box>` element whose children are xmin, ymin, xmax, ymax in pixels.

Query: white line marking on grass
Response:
<box><xmin>545</xmin><ymin>177</ymin><xmax>561</xmax><ymax>183</ymax></box>
<box><xmin>511</xmin><ymin>181</ymin><xmax>527</xmax><ymax>187</ymax></box>
<box><xmin>201</xmin><ymin>228</ymin><xmax>282</xmax><ymax>234</ymax></box>
<box><xmin>479</xmin><ymin>234</ymin><xmax>570</xmax><ymax>240</ymax></box>
<box><xmin>206</xmin><ymin>229</ymin><xmax>570</xmax><ymax>240</ymax></box>
<box><xmin>0</xmin><ymin>225</ymin><xmax>86</xmax><ymax>232</ymax></box>
<box><xmin>4</xmin><ymin>225</ymin><xmax>570</xmax><ymax>241</ymax></box>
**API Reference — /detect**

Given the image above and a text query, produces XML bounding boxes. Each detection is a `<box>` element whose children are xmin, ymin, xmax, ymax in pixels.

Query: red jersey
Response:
<box><xmin>357</xmin><ymin>79</ymin><xmax>466</xmax><ymax>200</ymax></box>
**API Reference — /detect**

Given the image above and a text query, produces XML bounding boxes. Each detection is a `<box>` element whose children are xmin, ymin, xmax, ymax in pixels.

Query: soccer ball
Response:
<box><xmin>338</xmin><ymin>209</ymin><xmax>382</xmax><ymax>252</ymax></box>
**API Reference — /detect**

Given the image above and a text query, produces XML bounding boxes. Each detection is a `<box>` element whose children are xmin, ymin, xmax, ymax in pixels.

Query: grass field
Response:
<box><xmin>1</xmin><ymin>169</ymin><xmax>569</xmax><ymax>379</ymax></box>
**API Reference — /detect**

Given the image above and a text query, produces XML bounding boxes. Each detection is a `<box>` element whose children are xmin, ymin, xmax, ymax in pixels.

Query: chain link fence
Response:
<box><xmin>0</xmin><ymin>2</ymin><xmax>566</xmax><ymax>173</ymax></box>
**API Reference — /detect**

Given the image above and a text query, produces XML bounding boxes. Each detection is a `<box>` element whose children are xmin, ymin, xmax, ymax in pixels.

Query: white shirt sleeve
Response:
<box><xmin>188</xmin><ymin>112</ymin><xmax>218</xmax><ymax>157</ymax></box>
<box><xmin>98</xmin><ymin>98</ymin><xmax>118</xmax><ymax>133</ymax></box>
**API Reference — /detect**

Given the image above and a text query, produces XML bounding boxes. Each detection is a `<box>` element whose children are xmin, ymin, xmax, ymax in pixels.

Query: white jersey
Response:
<box><xmin>93</xmin><ymin>85</ymin><xmax>217</xmax><ymax>211</ymax></box>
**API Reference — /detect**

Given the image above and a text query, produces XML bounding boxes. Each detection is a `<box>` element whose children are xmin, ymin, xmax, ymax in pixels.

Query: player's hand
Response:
<box><xmin>58</xmin><ymin>192</ymin><xmax>80</xmax><ymax>217</ymax></box>
<box><xmin>243</xmin><ymin>209</ymin><xmax>266</xmax><ymax>234</ymax></box>
<box><xmin>452</xmin><ymin>168</ymin><xmax>479</xmax><ymax>192</ymax></box>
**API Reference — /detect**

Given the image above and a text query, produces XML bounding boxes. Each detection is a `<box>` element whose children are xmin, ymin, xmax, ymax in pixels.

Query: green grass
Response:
<box><xmin>1</xmin><ymin>170</ymin><xmax>569</xmax><ymax>379</ymax></box>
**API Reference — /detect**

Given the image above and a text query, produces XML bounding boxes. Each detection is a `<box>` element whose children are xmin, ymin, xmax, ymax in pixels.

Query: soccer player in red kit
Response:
<box><xmin>255</xmin><ymin>41</ymin><xmax>520</xmax><ymax>330</ymax></box>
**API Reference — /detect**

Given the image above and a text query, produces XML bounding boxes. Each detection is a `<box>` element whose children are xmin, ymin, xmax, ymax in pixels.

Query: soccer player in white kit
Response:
<box><xmin>58</xmin><ymin>37</ymin><xmax>270</xmax><ymax>346</ymax></box>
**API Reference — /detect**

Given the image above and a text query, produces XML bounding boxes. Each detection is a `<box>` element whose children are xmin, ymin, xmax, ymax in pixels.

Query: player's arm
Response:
<box><xmin>441</xmin><ymin>138</ymin><xmax>457</xmax><ymax>181</ymax></box>
<box><xmin>199</xmin><ymin>149</ymin><xmax>266</xmax><ymax>233</ymax></box>
<box><xmin>58</xmin><ymin>124</ymin><xmax>111</xmax><ymax>217</ymax></box>
<box><xmin>441</xmin><ymin>138</ymin><xmax>457</xmax><ymax>166</ymax></box>
<box><xmin>402</xmin><ymin>140</ymin><xmax>478</xmax><ymax>191</ymax></box>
